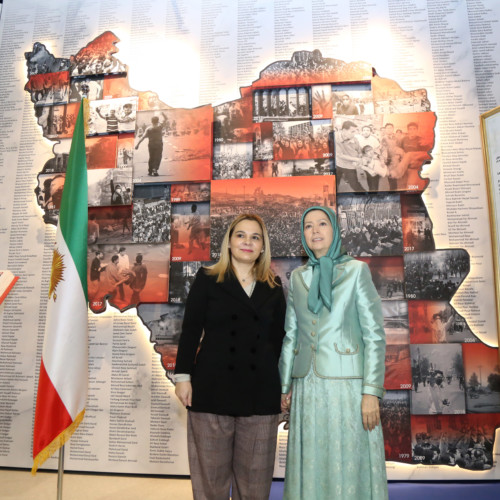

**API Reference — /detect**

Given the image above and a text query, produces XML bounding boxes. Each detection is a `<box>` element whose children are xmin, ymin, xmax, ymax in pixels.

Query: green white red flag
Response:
<box><xmin>32</xmin><ymin>99</ymin><xmax>89</xmax><ymax>474</ymax></box>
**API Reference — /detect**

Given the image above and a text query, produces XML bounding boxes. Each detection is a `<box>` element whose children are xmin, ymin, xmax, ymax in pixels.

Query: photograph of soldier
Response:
<box><xmin>383</xmin><ymin>300</ymin><xmax>412</xmax><ymax>390</ymax></box>
<box><xmin>88</xmin><ymin>97</ymin><xmax>138</xmax><ymax>134</ymax></box>
<box><xmin>253</xmin><ymin>122</ymin><xmax>274</xmax><ymax>161</ymax></box>
<box><xmin>26</xmin><ymin>71</ymin><xmax>69</xmax><ymax>107</ymax></box>
<box><xmin>25</xmin><ymin>42</ymin><xmax>70</xmax><ymax>77</ymax></box>
<box><xmin>252</xmin><ymin>158</ymin><xmax>333</xmax><ymax>178</ymax></box>
<box><xmin>170</xmin><ymin>202</ymin><xmax>210</xmax><ymax>262</ymax></box>
<box><xmin>87</xmin><ymin>243</ymin><xmax>170</xmax><ymax>313</ymax></box>
<box><xmin>411</xmin><ymin>414</ymin><xmax>500</xmax><ymax>469</ymax></box>
<box><xmin>35</xmin><ymin>102</ymin><xmax>79</xmax><ymax>140</ymax></box>
<box><xmin>253</xmin><ymin>86</ymin><xmax>311</xmax><ymax>121</ymax></box>
<box><xmin>69</xmin><ymin>75</ymin><xmax>103</xmax><ymax>102</ymax></box>
<box><xmin>463</xmin><ymin>343</ymin><xmax>500</xmax><ymax>413</ymax></box>
<box><xmin>137</xmin><ymin>303</ymin><xmax>183</xmax><ymax>376</ymax></box>
<box><xmin>169</xmin><ymin>260</ymin><xmax>213</xmax><ymax>303</ymax></box>
<box><xmin>380</xmin><ymin>391</ymin><xmax>412</xmax><ymax>463</ymax></box>
<box><xmin>132</xmin><ymin>197</ymin><xmax>171</xmax><ymax>243</ymax></box>
<box><xmin>332</xmin><ymin>88</ymin><xmax>374</xmax><ymax>116</ymax></box>
<box><xmin>273</xmin><ymin>119</ymin><xmax>332</xmax><ymax>161</ymax></box>
<box><xmin>357</xmin><ymin>256</ymin><xmax>405</xmax><ymax>300</ymax></box>
<box><xmin>170</xmin><ymin>183</ymin><xmax>210</xmax><ymax>203</ymax></box>
<box><xmin>408</xmin><ymin>301</ymin><xmax>475</xmax><ymax>344</ymax></box>
<box><xmin>87</xmin><ymin>168</ymin><xmax>133</xmax><ymax>207</ymax></box>
<box><xmin>210</xmin><ymin>176</ymin><xmax>335</xmax><ymax>259</ymax></box>
<box><xmin>373</xmin><ymin>76</ymin><xmax>431</xmax><ymax>114</ymax></box>
<box><xmin>401</xmin><ymin>194</ymin><xmax>435</xmax><ymax>252</ymax></box>
<box><xmin>404</xmin><ymin>249</ymin><xmax>470</xmax><ymax>301</ymax></box>
<box><xmin>134</xmin><ymin>106</ymin><xmax>212</xmax><ymax>183</ymax></box>
<box><xmin>212</xmin><ymin>142</ymin><xmax>253</xmax><ymax>179</ymax></box>
<box><xmin>213</xmin><ymin>94</ymin><xmax>253</xmax><ymax>143</ymax></box>
<box><xmin>85</xmin><ymin>135</ymin><xmax>118</xmax><ymax>170</ymax></box>
<box><xmin>410</xmin><ymin>344</ymin><xmax>466</xmax><ymax>415</ymax></box>
<box><xmin>336</xmin><ymin>192</ymin><xmax>403</xmax><ymax>257</ymax></box>
<box><xmin>87</xmin><ymin>206</ymin><xmax>133</xmax><ymax>244</ymax></box>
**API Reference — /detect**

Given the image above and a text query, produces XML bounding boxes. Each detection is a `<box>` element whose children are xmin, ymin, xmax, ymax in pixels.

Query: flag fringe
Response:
<box><xmin>31</xmin><ymin>408</ymin><xmax>85</xmax><ymax>476</ymax></box>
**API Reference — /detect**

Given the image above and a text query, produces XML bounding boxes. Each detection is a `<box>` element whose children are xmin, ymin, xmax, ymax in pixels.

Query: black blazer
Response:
<box><xmin>175</xmin><ymin>268</ymin><xmax>286</xmax><ymax>416</ymax></box>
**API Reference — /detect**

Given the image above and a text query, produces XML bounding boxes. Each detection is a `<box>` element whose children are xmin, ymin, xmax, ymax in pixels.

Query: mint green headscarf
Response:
<box><xmin>301</xmin><ymin>206</ymin><xmax>352</xmax><ymax>314</ymax></box>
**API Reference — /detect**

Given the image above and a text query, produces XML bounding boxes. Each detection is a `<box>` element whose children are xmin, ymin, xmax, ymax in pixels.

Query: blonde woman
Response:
<box><xmin>174</xmin><ymin>214</ymin><xmax>286</xmax><ymax>500</ymax></box>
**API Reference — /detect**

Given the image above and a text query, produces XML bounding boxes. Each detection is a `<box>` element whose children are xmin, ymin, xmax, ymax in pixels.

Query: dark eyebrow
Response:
<box><xmin>234</xmin><ymin>230</ymin><xmax>262</xmax><ymax>236</ymax></box>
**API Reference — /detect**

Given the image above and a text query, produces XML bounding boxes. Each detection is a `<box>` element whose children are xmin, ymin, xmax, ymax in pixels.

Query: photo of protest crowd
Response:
<box><xmin>132</xmin><ymin>198</ymin><xmax>171</xmax><ymax>243</ymax></box>
<box><xmin>380</xmin><ymin>391</ymin><xmax>412</xmax><ymax>462</ymax></box>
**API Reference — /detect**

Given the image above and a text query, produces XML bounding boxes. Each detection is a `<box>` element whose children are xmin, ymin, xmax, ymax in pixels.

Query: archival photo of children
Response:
<box><xmin>169</xmin><ymin>260</ymin><xmax>213</xmax><ymax>303</ymax></box>
<box><xmin>252</xmin><ymin>158</ymin><xmax>333</xmax><ymax>178</ymax></box>
<box><xmin>214</xmin><ymin>94</ymin><xmax>253</xmax><ymax>143</ymax></box>
<box><xmin>411</xmin><ymin>413</ymin><xmax>500</xmax><ymax>469</ymax></box>
<box><xmin>210</xmin><ymin>176</ymin><xmax>336</xmax><ymax>259</ymax></box>
<box><xmin>87</xmin><ymin>243</ymin><xmax>170</xmax><ymax>313</ymax></box>
<box><xmin>253</xmin><ymin>86</ymin><xmax>311</xmax><ymax>122</ymax></box>
<box><xmin>25</xmin><ymin>71</ymin><xmax>69</xmax><ymax>107</ymax></box>
<box><xmin>170</xmin><ymin>183</ymin><xmax>210</xmax><ymax>203</ymax></box>
<box><xmin>273</xmin><ymin>119</ymin><xmax>332</xmax><ymax>161</ymax></box>
<box><xmin>137</xmin><ymin>303</ymin><xmax>184</xmax><ymax>377</ymax></box>
<box><xmin>85</xmin><ymin>135</ymin><xmax>118</xmax><ymax>170</ymax></box>
<box><xmin>88</xmin><ymin>96</ymin><xmax>138</xmax><ymax>135</ymax></box>
<box><xmin>87</xmin><ymin>206</ymin><xmax>133</xmax><ymax>244</ymax></box>
<box><xmin>380</xmin><ymin>391</ymin><xmax>412</xmax><ymax>463</ymax></box>
<box><xmin>336</xmin><ymin>192</ymin><xmax>403</xmax><ymax>257</ymax></box>
<box><xmin>171</xmin><ymin>202</ymin><xmax>210</xmax><ymax>262</ymax></box>
<box><xmin>404</xmin><ymin>249</ymin><xmax>470</xmax><ymax>301</ymax></box>
<box><xmin>408</xmin><ymin>301</ymin><xmax>475</xmax><ymax>344</ymax></box>
<box><xmin>463</xmin><ymin>343</ymin><xmax>500</xmax><ymax>414</ymax></box>
<box><xmin>357</xmin><ymin>256</ymin><xmax>405</xmax><ymax>300</ymax></box>
<box><xmin>410</xmin><ymin>344</ymin><xmax>466</xmax><ymax>415</ymax></box>
<box><xmin>213</xmin><ymin>142</ymin><xmax>253</xmax><ymax>179</ymax></box>
<box><xmin>133</xmin><ymin>106</ymin><xmax>212</xmax><ymax>183</ymax></box>
<box><xmin>383</xmin><ymin>300</ymin><xmax>412</xmax><ymax>390</ymax></box>
<box><xmin>401</xmin><ymin>194</ymin><xmax>435</xmax><ymax>252</ymax></box>
<box><xmin>69</xmin><ymin>75</ymin><xmax>103</xmax><ymax>102</ymax></box>
<box><xmin>87</xmin><ymin>168</ymin><xmax>133</xmax><ymax>207</ymax></box>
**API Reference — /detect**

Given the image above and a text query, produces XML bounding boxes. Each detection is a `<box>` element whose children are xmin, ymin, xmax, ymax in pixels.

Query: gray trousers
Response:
<box><xmin>187</xmin><ymin>411</ymin><xmax>279</xmax><ymax>500</ymax></box>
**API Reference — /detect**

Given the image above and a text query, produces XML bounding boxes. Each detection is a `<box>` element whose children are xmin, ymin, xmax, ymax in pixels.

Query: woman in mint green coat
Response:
<box><xmin>279</xmin><ymin>206</ymin><xmax>388</xmax><ymax>499</ymax></box>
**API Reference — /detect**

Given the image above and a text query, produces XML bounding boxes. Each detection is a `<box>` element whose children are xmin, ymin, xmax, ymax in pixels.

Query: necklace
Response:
<box><xmin>238</xmin><ymin>270</ymin><xmax>254</xmax><ymax>282</ymax></box>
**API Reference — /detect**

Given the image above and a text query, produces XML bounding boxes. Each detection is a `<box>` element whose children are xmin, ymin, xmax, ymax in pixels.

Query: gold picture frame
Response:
<box><xmin>480</xmin><ymin>105</ymin><xmax>500</xmax><ymax>345</ymax></box>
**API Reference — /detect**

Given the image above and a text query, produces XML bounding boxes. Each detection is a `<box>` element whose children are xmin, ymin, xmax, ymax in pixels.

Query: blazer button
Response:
<box><xmin>311</xmin><ymin>344</ymin><xmax>316</xmax><ymax>351</ymax></box>
<box><xmin>294</xmin><ymin>348</ymin><xmax>298</xmax><ymax>354</ymax></box>
<box><xmin>311</xmin><ymin>331</ymin><xmax>316</xmax><ymax>337</ymax></box>
<box><xmin>346</xmin><ymin>348</ymin><xmax>350</xmax><ymax>353</ymax></box>
<box><xmin>312</xmin><ymin>320</ymin><xmax>317</xmax><ymax>325</ymax></box>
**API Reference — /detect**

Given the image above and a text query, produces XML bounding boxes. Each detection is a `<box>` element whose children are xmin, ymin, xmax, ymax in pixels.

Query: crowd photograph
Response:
<box><xmin>212</xmin><ymin>142</ymin><xmax>253</xmax><ymax>179</ymax></box>
<box><xmin>132</xmin><ymin>198</ymin><xmax>171</xmax><ymax>243</ymax></box>
<box><xmin>380</xmin><ymin>391</ymin><xmax>412</xmax><ymax>462</ymax></box>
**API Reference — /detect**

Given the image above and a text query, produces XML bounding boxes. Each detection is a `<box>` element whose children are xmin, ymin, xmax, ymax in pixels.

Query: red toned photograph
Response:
<box><xmin>117</xmin><ymin>134</ymin><xmax>135</xmax><ymax>169</ymax></box>
<box><xmin>214</xmin><ymin>94</ymin><xmax>253</xmax><ymax>143</ymax></box>
<box><xmin>102</xmin><ymin>74</ymin><xmax>138</xmax><ymax>99</ymax></box>
<box><xmin>253</xmin><ymin>122</ymin><xmax>274</xmax><ymax>161</ymax></box>
<box><xmin>85</xmin><ymin>135</ymin><xmax>118</xmax><ymax>170</ymax></box>
<box><xmin>463</xmin><ymin>343</ymin><xmax>500</xmax><ymax>413</ymax></box>
<box><xmin>408</xmin><ymin>301</ymin><xmax>475</xmax><ymax>344</ymax></box>
<box><xmin>171</xmin><ymin>183</ymin><xmax>210</xmax><ymax>203</ymax></box>
<box><xmin>137</xmin><ymin>91</ymin><xmax>171</xmax><ymax>111</ymax></box>
<box><xmin>35</xmin><ymin>102</ymin><xmax>79</xmax><ymax>139</ymax></box>
<box><xmin>357</xmin><ymin>256</ymin><xmax>405</xmax><ymax>300</ymax></box>
<box><xmin>411</xmin><ymin>413</ymin><xmax>500</xmax><ymax>469</ymax></box>
<box><xmin>25</xmin><ymin>71</ymin><xmax>69</xmax><ymax>106</ymax></box>
<box><xmin>88</xmin><ymin>205</ymin><xmax>133</xmax><ymax>244</ymax></box>
<box><xmin>311</xmin><ymin>84</ymin><xmax>333</xmax><ymax>120</ymax></box>
<box><xmin>401</xmin><ymin>193</ymin><xmax>435</xmax><ymax>252</ymax></box>
<box><xmin>87</xmin><ymin>243</ymin><xmax>170</xmax><ymax>313</ymax></box>
<box><xmin>171</xmin><ymin>202</ymin><xmax>210</xmax><ymax>262</ymax></box>
<box><xmin>210</xmin><ymin>176</ymin><xmax>336</xmax><ymax>259</ymax></box>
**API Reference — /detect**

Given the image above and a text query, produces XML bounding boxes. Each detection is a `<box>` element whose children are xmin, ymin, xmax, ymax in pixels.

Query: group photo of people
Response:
<box><xmin>212</xmin><ymin>142</ymin><xmax>253</xmax><ymax>179</ymax></box>
<box><xmin>380</xmin><ymin>391</ymin><xmax>412</xmax><ymax>462</ymax></box>
<box><xmin>88</xmin><ymin>206</ymin><xmax>133</xmax><ymax>244</ymax></box>
<box><xmin>213</xmin><ymin>98</ymin><xmax>252</xmax><ymax>143</ymax></box>
<box><xmin>25</xmin><ymin>70</ymin><xmax>70</xmax><ymax>107</ymax></box>
<box><xmin>132</xmin><ymin>198</ymin><xmax>171</xmax><ymax>243</ymax></box>
<box><xmin>253</xmin><ymin>86</ymin><xmax>311</xmax><ymax>121</ymax></box>
<box><xmin>88</xmin><ymin>96</ymin><xmax>138</xmax><ymax>135</ymax></box>
<box><xmin>170</xmin><ymin>183</ymin><xmax>210</xmax><ymax>203</ymax></box>
<box><xmin>36</xmin><ymin>102</ymin><xmax>79</xmax><ymax>139</ymax></box>
<box><xmin>252</xmin><ymin>158</ymin><xmax>333</xmax><ymax>177</ymax></box>
<box><xmin>87</xmin><ymin>169</ymin><xmax>133</xmax><ymax>207</ymax></box>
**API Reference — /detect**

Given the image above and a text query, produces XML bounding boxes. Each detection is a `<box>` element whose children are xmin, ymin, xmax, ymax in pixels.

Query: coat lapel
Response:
<box><xmin>299</xmin><ymin>263</ymin><xmax>347</xmax><ymax>291</ymax></box>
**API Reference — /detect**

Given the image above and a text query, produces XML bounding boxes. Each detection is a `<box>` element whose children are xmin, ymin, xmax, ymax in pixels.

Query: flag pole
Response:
<box><xmin>57</xmin><ymin>445</ymin><xmax>64</xmax><ymax>500</ymax></box>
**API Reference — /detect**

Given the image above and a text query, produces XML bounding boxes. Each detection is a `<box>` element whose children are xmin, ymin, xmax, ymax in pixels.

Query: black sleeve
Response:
<box><xmin>174</xmin><ymin>268</ymin><xmax>209</xmax><ymax>374</ymax></box>
<box><xmin>270</xmin><ymin>276</ymin><xmax>287</xmax><ymax>359</ymax></box>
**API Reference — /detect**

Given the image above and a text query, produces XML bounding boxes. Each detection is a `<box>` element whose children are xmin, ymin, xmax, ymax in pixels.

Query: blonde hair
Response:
<box><xmin>205</xmin><ymin>214</ymin><xmax>278</xmax><ymax>287</ymax></box>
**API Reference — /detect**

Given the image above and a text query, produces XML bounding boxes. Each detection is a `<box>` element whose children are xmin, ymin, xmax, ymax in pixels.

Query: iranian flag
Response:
<box><xmin>32</xmin><ymin>99</ymin><xmax>89</xmax><ymax>474</ymax></box>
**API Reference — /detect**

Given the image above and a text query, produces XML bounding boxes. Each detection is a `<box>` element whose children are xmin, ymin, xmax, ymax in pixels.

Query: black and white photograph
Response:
<box><xmin>463</xmin><ymin>343</ymin><xmax>500</xmax><ymax>414</ymax></box>
<box><xmin>401</xmin><ymin>194</ymin><xmax>435</xmax><ymax>252</ymax></box>
<box><xmin>169</xmin><ymin>261</ymin><xmax>212</xmax><ymax>303</ymax></box>
<box><xmin>88</xmin><ymin>168</ymin><xmax>133</xmax><ymax>207</ymax></box>
<box><xmin>404</xmin><ymin>249</ymin><xmax>470</xmax><ymax>301</ymax></box>
<box><xmin>383</xmin><ymin>300</ymin><xmax>409</xmax><ymax>346</ymax></box>
<box><xmin>411</xmin><ymin>413</ymin><xmax>500</xmax><ymax>469</ymax></box>
<box><xmin>336</xmin><ymin>193</ymin><xmax>403</xmax><ymax>257</ymax></box>
<box><xmin>408</xmin><ymin>301</ymin><xmax>475</xmax><ymax>344</ymax></box>
<box><xmin>252</xmin><ymin>158</ymin><xmax>333</xmax><ymax>178</ymax></box>
<box><xmin>210</xmin><ymin>176</ymin><xmax>336</xmax><ymax>259</ymax></box>
<box><xmin>357</xmin><ymin>256</ymin><xmax>405</xmax><ymax>300</ymax></box>
<box><xmin>253</xmin><ymin>122</ymin><xmax>274</xmax><ymax>161</ymax></box>
<box><xmin>41</xmin><ymin>138</ymin><xmax>71</xmax><ymax>173</ymax></box>
<box><xmin>25</xmin><ymin>41</ymin><xmax>70</xmax><ymax>76</ymax></box>
<box><xmin>25</xmin><ymin>71</ymin><xmax>69</xmax><ymax>107</ymax></box>
<box><xmin>132</xmin><ymin>197</ymin><xmax>171</xmax><ymax>243</ymax></box>
<box><xmin>410</xmin><ymin>344</ymin><xmax>466</xmax><ymax>415</ymax></box>
<box><xmin>269</xmin><ymin>257</ymin><xmax>307</xmax><ymax>298</ymax></box>
<box><xmin>171</xmin><ymin>202</ymin><xmax>210</xmax><ymax>262</ymax></box>
<box><xmin>170</xmin><ymin>183</ymin><xmax>210</xmax><ymax>203</ymax></box>
<box><xmin>35</xmin><ymin>173</ymin><xmax>65</xmax><ymax>217</ymax></box>
<box><xmin>69</xmin><ymin>75</ymin><xmax>104</xmax><ymax>102</ymax></box>
<box><xmin>380</xmin><ymin>391</ymin><xmax>412</xmax><ymax>463</ymax></box>
<box><xmin>213</xmin><ymin>95</ymin><xmax>253</xmax><ymax>143</ymax></box>
<box><xmin>253</xmin><ymin>86</ymin><xmax>311</xmax><ymax>122</ymax></box>
<box><xmin>332</xmin><ymin>88</ymin><xmax>374</xmax><ymax>116</ymax></box>
<box><xmin>88</xmin><ymin>96</ymin><xmax>138</xmax><ymax>135</ymax></box>
<box><xmin>87</xmin><ymin>206</ymin><xmax>133</xmax><ymax>245</ymax></box>
<box><xmin>273</xmin><ymin>119</ymin><xmax>332</xmax><ymax>161</ymax></box>
<box><xmin>373</xmin><ymin>77</ymin><xmax>431</xmax><ymax>114</ymax></box>
<box><xmin>213</xmin><ymin>142</ymin><xmax>253</xmax><ymax>179</ymax></box>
